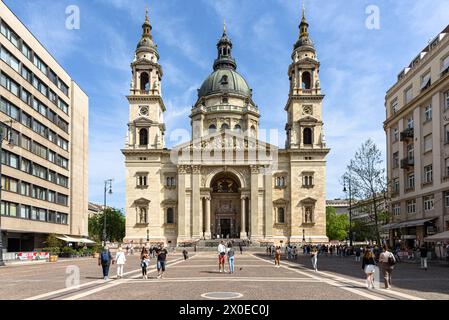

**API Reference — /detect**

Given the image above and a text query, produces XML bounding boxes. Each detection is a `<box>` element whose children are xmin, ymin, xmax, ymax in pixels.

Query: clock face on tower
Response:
<box><xmin>139</xmin><ymin>106</ymin><xmax>149</xmax><ymax>117</ymax></box>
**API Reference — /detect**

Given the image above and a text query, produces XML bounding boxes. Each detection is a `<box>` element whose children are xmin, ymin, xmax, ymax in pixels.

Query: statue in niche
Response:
<box><xmin>305</xmin><ymin>208</ymin><xmax>312</xmax><ymax>223</ymax></box>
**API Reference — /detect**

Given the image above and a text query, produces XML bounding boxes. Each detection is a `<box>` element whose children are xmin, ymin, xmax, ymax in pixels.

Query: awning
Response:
<box><xmin>381</xmin><ymin>223</ymin><xmax>400</xmax><ymax>230</ymax></box>
<box><xmin>424</xmin><ymin>231</ymin><xmax>449</xmax><ymax>242</ymax></box>
<box><xmin>396</xmin><ymin>218</ymin><xmax>435</xmax><ymax>228</ymax></box>
<box><xmin>56</xmin><ymin>235</ymin><xmax>96</xmax><ymax>244</ymax></box>
<box><xmin>381</xmin><ymin>218</ymin><xmax>436</xmax><ymax>230</ymax></box>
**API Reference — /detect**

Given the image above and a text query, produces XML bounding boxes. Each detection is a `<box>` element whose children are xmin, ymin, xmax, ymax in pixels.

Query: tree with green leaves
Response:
<box><xmin>344</xmin><ymin>139</ymin><xmax>391</xmax><ymax>245</ymax></box>
<box><xmin>88</xmin><ymin>208</ymin><xmax>125</xmax><ymax>243</ymax></box>
<box><xmin>326</xmin><ymin>206</ymin><xmax>350</xmax><ymax>241</ymax></box>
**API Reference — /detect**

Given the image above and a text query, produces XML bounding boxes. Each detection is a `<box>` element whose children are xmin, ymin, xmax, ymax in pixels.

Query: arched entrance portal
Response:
<box><xmin>210</xmin><ymin>173</ymin><xmax>241</xmax><ymax>239</ymax></box>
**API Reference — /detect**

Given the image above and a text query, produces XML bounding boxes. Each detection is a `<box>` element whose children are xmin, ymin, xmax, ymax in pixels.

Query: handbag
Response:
<box><xmin>364</xmin><ymin>264</ymin><xmax>376</xmax><ymax>274</ymax></box>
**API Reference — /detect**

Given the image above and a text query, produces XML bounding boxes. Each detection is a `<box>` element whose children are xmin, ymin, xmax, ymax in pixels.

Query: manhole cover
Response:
<box><xmin>201</xmin><ymin>292</ymin><xmax>243</xmax><ymax>300</ymax></box>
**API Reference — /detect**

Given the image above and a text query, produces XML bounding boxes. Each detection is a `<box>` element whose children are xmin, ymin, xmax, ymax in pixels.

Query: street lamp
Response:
<box><xmin>302</xmin><ymin>229</ymin><xmax>305</xmax><ymax>243</ymax></box>
<box><xmin>146</xmin><ymin>228</ymin><xmax>149</xmax><ymax>242</ymax></box>
<box><xmin>102</xmin><ymin>179</ymin><xmax>113</xmax><ymax>246</ymax></box>
<box><xmin>0</xmin><ymin>120</ymin><xmax>15</xmax><ymax>267</ymax></box>
<box><xmin>343</xmin><ymin>176</ymin><xmax>353</xmax><ymax>247</ymax></box>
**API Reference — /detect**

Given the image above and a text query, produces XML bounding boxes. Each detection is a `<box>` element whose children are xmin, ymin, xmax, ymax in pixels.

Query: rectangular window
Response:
<box><xmin>407</xmin><ymin>143</ymin><xmax>414</xmax><ymax>161</ymax></box>
<box><xmin>407</xmin><ymin>173</ymin><xmax>415</xmax><ymax>189</ymax></box>
<box><xmin>393</xmin><ymin>178</ymin><xmax>399</xmax><ymax>193</ymax></box>
<box><xmin>48</xmin><ymin>191</ymin><xmax>56</xmax><ymax>203</ymax></box>
<box><xmin>424</xmin><ymin>195</ymin><xmax>434</xmax><ymax>211</ymax></box>
<box><xmin>21</xmin><ymin>42</ymin><xmax>31</xmax><ymax>60</ymax></box>
<box><xmin>21</xmin><ymin>158</ymin><xmax>31</xmax><ymax>173</ymax></box>
<box><xmin>57</xmin><ymin>79</ymin><xmax>69</xmax><ymax>96</ymax></box>
<box><xmin>57</xmin><ymin>98</ymin><xmax>69</xmax><ymax>114</ymax></box>
<box><xmin>424</xmin><ymin>165</ymin><xmax>433</xmax><ymax>184</ymax></box>
<box><xmin>407</xmin><ymin>200</ymin><xmax>416</xmax><ymax>214</ymax></box>
<box><xmin>446</xmin><ymin>158</ymin><xmax>449</xmax><ymax>178</ymax></box>
<box><xmin>21</xmin><ymin>65</ymin><xmax>32</xmax><ymax>82</ymax></box>
<box><xmin>20</xmin><ymin>182</ymin><xmax>31</xmax><ymax>197</ymax></box>
<box><xmin>442</xmin><ymin>55</ymin><xmax>449</xmax><ymax>74</ymax></box>
<box><xmin>20</xmin><ymin>206</ymin><xmax>30</xmax><ymax>219</ymax></box>
<box><xmin>0</xmin><ymin>73</ymin><xmax>19</xmax><ymax>96</ymax></box>
<box><xmin>0</xmin><ymin>46</ymin><xmax>20</xmax><ymax>72</ymax></box>
<box><xmin>407</xmin><ymin>117</ymin><xmax>414</xmax><ymax>129</ymax></box>
<box><xmin>420</xmin><ymin>72</ymin><xmax>431</xmax><ymax>90</ymax></box>
<box><xmin>48</xmin><ymin>171</ymin><xmax>57</xmax><ymax>184</ymax></box>
<box><xmin>424</xmin><ymin>134</ymin><xmax>432</xmax><ymax>153</ymax></box>
<box><xmin>20</xmin><ymin>135</ymin><xmax>31</xmax><ymax>151</ymax></box>
<box><xmin>56</xmin><ymin>194</ymin><xmax>68</xmax><ymax>206</ymax></box>
<box><xmin>0</xmin><ymin>22</ymin><xmax>19</xmax><ymax>48</ymax></box>
<box><xmin>445</xmin><ymin>192</ymin><xmax>449</xmax><ymax>208</ymax></box>
<box><xmin>391</xmin><ymin>99</ymin><xmax>398</xmax><ymax>116</ymax></box>
<box><xmin>21</xmin><ymin>112</ymin><xmax>32</xmax><ymax>128</ymax></box>
<box><xmin>424</xmin><ymin>105</ymin><xmax>432</xmax><ymax>121</ymax></box>
<box><xmin>20</xmin><ymin>88</ymin><xmax>31</xmax><ymax>105</ymax></box>
<box><xmin>404</xmin><ymin>87</ymin><xmax>413</xmax><ymax>104</ymax></box>
<box><xmin>57</xmin><ymin>174</ymin><xmax>69</xmax><ymax>188</ymax></box>
<box><xmin>33</xmin><ymin>54</ymin><xmax>47</xmax><ymax>75</ymax></box>
<box><xmin>393</xmin><ymin>203</ymin><xmax>401</xmax><ymax>216</ymax></box>
<box><xmin>393</xmin><ymin>152</ymin><xmax>399</xmax><ymax>168</ymax></box>
<box><xmin>445</xmin><ymin>125</ymin><xmax>449</xmax><ymax>144</ymax></box>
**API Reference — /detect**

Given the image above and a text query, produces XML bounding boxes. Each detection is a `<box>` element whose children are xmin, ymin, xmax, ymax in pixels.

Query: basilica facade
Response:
<box><xmin>122</xmin><ymin>9</ymin><xmax>330</xmax><ymax>246</ymax></box>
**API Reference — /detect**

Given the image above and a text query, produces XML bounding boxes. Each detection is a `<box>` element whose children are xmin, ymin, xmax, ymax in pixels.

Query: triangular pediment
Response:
<box><xmin>170</xmin><ymin>130</ymin><xmax>279</xmax><ymax>167</ymax></box>
<box><xmin>299</xmin><ymin>116</ymin><xmax>319</xmax><ymax>123</ymax></box>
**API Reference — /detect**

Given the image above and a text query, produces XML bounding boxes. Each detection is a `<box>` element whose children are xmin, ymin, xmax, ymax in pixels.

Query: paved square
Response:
<box><xmin>1</xmin><ymin>251</ymin><xmax>448</xmax><ymax>300</ymax></box>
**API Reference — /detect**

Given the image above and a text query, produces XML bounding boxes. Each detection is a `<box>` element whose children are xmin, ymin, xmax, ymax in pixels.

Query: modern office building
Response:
<box><xmin>0</xmin><ymin>1</ymin><xmax>88</xmax><ymax>252</ymax></box>
<box><xmin>384</xmin><ymin>24</ymin><xmax>449</xmax><ymax>249</ymax></box>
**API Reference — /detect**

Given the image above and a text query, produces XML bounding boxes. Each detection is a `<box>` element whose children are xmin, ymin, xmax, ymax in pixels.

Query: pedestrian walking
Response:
<box><xmin>239</xmin><ymin>243</ymin><xmax>243</xmax><ymax>255</ymax></box>
<box><xmin>227</xmin><ymin>244</ymin><xmax>235</xmax><ymax>274</ymax></box>
<box><xmin>419</xmin><ymin>245</ymin><xmax>428</xmax><ymax>271</ymax></box>
<box><xmin>140</xmin><ymin>247</ymin><xmax>150</xmax><ymax>279</ymax></box>
<box><xmin>218</xmin><ymin>240</ymin><xmax>226</xmax><ymax>272</ymax></box>
<box><xmin>115</xmin><ymin>246</ymin><xmax>127</xmax><ymax>278</ymax></box>
<box><xmin>98</xmin><ymin>246</ymin><xmax>113</xmax><ymax>280</ymax></box>
<box><xmin>156</xmin><ymin>246</ymin><xmax>168</xmax><ymax>279</ymax></box>
<box><xmin>355</xmin><ymin>247</ymin><xmax>361</xmax><ymax>262</ymax></box>
<box><xmin>311</xmin><ymin>248</ymin><xmax>318</xmax><ymax>271</ymax></box>
<box><xmin>362</xmin><ymin>249</ymin><xmax>376</xmax><ymax>289</ymax></box>
<box><xmin>274</xmin><ymin>246</ymin><xmax>281</xmax><ymax>268</ymax></box>
<box><xmin>379</xmin><ymin>245</ymin><xmax>396</xmax><ymax>290</ymax></box>
<box><xmin>182</xmin><ymin>249</ymin><xmax>189</xmax><ymax>260</ymax></box>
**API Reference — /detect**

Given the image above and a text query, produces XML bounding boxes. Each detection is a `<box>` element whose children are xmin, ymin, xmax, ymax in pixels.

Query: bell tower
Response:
<box><xmin>285</xmin><ymin>5</ymin><xmax>326</xmax><ymax>150</ymax></box>
<box><xmin>126</xmin><ymin>9</ymin><xmax>166</xmax><ymax>150</ymax></box>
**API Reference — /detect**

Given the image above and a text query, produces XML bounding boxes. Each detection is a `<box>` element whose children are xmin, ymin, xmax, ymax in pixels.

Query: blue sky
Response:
<box><xmin>4</xmin><ymin>0</ymin><xmax>449</xmax><ymax>210</ymax></box>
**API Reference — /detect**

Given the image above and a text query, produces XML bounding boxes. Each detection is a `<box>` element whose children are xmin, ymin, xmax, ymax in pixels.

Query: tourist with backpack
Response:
<box><xmin>379</xmin><ymin>244</ymin><xmax>396</xmax><ymax>290</ymax></box>
<box><xmin>98</xmin><ymin>246</ymin><xmax>113</xmax><ymax>280</ymax></box>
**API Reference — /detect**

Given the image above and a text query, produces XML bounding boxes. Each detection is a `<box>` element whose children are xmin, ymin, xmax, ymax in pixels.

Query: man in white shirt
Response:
<box><xmin>217</xmin><ymin>241</ymin><xmax>226</xmax><ymax>273</ymax></box>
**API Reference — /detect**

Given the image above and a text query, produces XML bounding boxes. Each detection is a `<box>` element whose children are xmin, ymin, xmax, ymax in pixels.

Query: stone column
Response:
<box><xmin>177</xmin><ymin>166</ymin><xmax>187</xmax><ymax>241</ymax></box>
<box><xmin>240</xmin><ymin>197</ymin><xmax>247</xmax><ymax>239</ymax></box>
<box><xmin>191</xmin><ymin>165</ymin><xmax>201</xmax><ymax>238</ymax></box>
<box><xmin>264</xmin><ymin>170</ymin><xmax>273</xmax><ymax>239</ymax></box>
<box><xmin>205</xmin><ymin>196</ymin><xmax>211</xmax><ymax>239</ymax></box>
<box><xmin>250</xmin><ymin>165</ymin><xmax>259</xmax><ymax>239</ymax></box>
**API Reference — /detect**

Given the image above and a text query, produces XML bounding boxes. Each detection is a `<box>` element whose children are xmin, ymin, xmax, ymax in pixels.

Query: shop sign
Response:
<box><xmin>427</xmin><ymin>226</ymin><xmax>437</xmax><ymax>235</ymax></box>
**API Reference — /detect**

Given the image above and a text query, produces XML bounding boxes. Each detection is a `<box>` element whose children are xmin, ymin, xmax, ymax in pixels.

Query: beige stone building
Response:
<box><xmin>0</xmin><ymin>1</ymin><xmax>89</xmax><ymax>252</ymax></box>
<box><xmin>384</xmin><ymin>25</ymin><xmax>449</xmax><ymax>249</ymax></box>
<box><xmin>123</xmin><ymin>10</ymin><xmax>329</xmax><ymax>246</ymax></box>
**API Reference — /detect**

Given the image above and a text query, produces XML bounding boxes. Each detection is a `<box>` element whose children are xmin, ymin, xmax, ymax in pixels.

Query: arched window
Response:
<box><xmin>234</xmin><ymin>124</ymin><xmax>241</xmax><ymax>133</ymax></box>
<box><xmin>303</xmin><ymin>128</ymin><xmax>312</xmax><ymax>145</ymax></box>
<box><xmin>302</xmin><ymin>72</ymin><xmax>311</xmax><ymax>90</ymax></box>
<box><xmin>167</xmin><ymin>208</ymin><xmax>174</xmax><ymax>224</ymax></box>
<box><xmin>221</xmin><ymin>123</ymin><xmax>229</xmax><ymax>131</ymax></box>
<box><xmin>139</xmin><ymin>128</ymin><xmax>148</xmax><ymax>146</ymax></box>
<box><xmin>250</xmin><ymin>126</ymin><xmax>256</xmax><ymax>138</ymax></box>
<box><xmin>209</xmin><ymin>124</ymin><xmax>216</xmax><ymax>134</ymax></box>
<box><xmin>140</xmin><ymin>72</ymin><xmax>150</xmax><ymax>91</ymax></box>
<box><xmin>278</xmin><ymin>208</ymin><xmax>285</xmax><ymax>224</ymax></box>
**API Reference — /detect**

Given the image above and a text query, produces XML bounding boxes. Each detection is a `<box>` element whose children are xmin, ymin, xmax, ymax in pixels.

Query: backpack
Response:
<box><xmin>101</xmin><ymin>250</ymin><xmax>110</xmax><ymax>263</ymax></box>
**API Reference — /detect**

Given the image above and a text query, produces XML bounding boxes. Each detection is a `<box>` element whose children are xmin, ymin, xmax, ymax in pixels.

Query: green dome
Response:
<box><xmin>198</xmin><ymin>69</ymin><xmax>251</xmax><ymax>98</ymax></box>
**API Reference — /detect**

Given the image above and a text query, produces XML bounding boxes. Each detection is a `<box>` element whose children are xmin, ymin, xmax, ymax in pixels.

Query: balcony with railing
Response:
<box><xmin>400</xmin><ymin>128</ymin><xmax>414</xmax><ymax>142</ymax></box>
<box><xmin>400</xmin><ymin>157</ymin><xmax>415</xmax><ymax>169</ymax></box>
